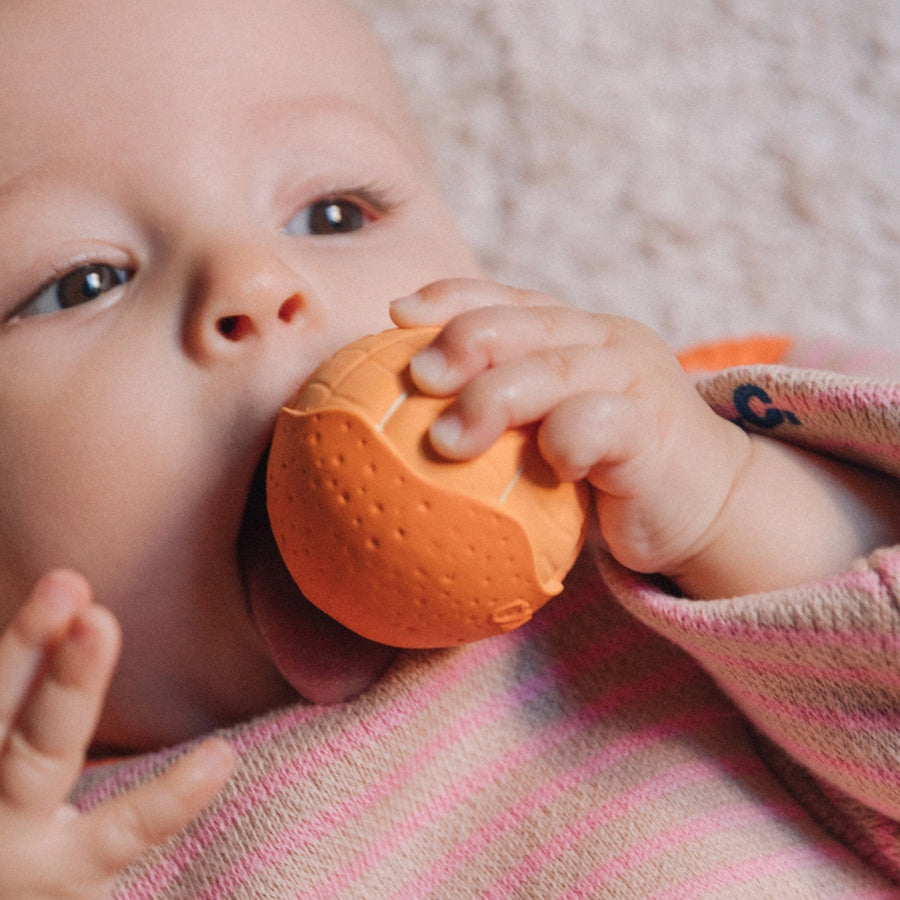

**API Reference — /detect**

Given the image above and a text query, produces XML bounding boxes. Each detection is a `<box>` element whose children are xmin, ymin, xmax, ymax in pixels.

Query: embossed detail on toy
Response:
<box><xmin>490</xmin><ymin>600</ymin><xmax>533</xmax><ymax>631</ymax></box>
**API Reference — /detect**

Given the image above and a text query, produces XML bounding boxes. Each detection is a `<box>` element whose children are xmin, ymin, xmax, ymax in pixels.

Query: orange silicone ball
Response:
<box><xmin>266</xmin><ymin>327</ymin><xmax>591</xmax><ymax>648</ymax></box>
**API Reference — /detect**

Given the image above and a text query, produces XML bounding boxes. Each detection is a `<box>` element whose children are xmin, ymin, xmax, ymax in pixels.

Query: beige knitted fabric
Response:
<box><xmin>72</xmin><ymin>360</ymin><xmax>900</xmax><ymax>898</ymax></box>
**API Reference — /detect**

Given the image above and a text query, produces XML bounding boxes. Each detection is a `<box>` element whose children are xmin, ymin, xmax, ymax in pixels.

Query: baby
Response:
<box><xmin>1</xmin><ymin>0</ymin><xmax>899</xmax><ymax>897</ymax></box>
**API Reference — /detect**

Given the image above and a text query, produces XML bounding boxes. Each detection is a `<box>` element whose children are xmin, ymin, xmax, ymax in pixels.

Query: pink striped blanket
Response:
<box><xmin>72</xmin><ymin>343</ymin><xmax>900</xmax><ymax>897</ymax></box>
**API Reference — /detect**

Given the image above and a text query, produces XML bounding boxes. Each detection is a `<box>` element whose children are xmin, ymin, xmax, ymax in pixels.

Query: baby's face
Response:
<box><xmin>0</xmin><ymin>0</ymin><xmax>481</xmax><ymax>750</ymax></box>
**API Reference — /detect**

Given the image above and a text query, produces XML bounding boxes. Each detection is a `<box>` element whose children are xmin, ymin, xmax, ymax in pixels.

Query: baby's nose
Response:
<box><xmin>183</xmin><ymin>241</ymin><xmax>322</xmax><ymax>362</ymax></box>
<box><xmin>214</xmin><ymin>292</ymin><xmax>305</xmax><ymax>342</ymax></box>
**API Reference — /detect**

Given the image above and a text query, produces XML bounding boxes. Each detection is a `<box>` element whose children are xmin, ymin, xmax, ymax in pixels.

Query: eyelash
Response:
<box><xmin>284</xmin><ymin>184</ymin><xmax>399</xmax><ymax>235</ymax></box>
<box><xmin>337</xmin><ymin>184</ymin><xmax>396</xmax><ymax>215</ymax></box>
<box><xmin>4</xmin><ymin>261</ymin><xmax>133</xmax><ymax>325</ymax></box>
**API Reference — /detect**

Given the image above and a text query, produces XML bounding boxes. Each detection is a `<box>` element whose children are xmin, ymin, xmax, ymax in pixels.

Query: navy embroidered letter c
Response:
<box><xmin>732</xmin><ymin>384</ymin><xmax>800</xmax><ymax>429</ymax></box>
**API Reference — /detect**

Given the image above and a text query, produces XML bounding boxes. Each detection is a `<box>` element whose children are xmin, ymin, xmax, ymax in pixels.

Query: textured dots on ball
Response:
<box><xmin>266</xmin><ymin>326</ymin><xmax>590</xmax><ymax>649</ymax></box>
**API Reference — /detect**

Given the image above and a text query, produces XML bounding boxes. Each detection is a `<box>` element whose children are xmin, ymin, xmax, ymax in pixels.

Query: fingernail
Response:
<box><xmin>429</xmin><ymin>413</ymin><xmax>463</xmax><ymax>455</ymax></box>
<box><xmin>389</xmin><ymin>293</ymin><xmax>420</xmax><ymax>316</ymax></box>
<box><xmin>409</xmin><ymin>346</ymin><xmax>451</xmax><ymax>390</ymax></box>
<box><xmin>37</xmin><ymin>571</ymin><xmax>81</xmax><ymax>616</ymax></box>
<box><xmin>195</xmin><ymin>738</ymin><xmax>236</xmax><ymax>780</ymax></box>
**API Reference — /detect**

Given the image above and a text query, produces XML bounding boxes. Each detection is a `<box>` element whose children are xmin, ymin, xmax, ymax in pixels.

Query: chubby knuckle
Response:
<box><xmin>608</xmin><ymin>314</ymin><xmax>664</xmax><ymax>347</ymax></box>
<box><xmin>539</xmin><ymin>347</ymin><xmax>577</xmax><ymax>384</ymax></box>
<box><xmin>435</xmin><ymin>308</ymin><xmax>502</xmax><ymax>360</ymax></box>
<box><xmin>457</xmin><ymin>374</ymin><xmax>502</xmax><ymax>419</ymax></box>
<box><xmin>510</xmin><ymin>286</ymin><xmax>559</xmax><ymax>308</ymax></box>
<box><xmin>438</xmin><ymin>309</ymin><xmax>483</xmax><ymax>345</ymax></box>
<box><xmin>529</xmin><ymin>304</ymin><xmax>567</xmax><ymax>337</ymax></box>
<box><xmin>112</xmin><ymin>793</ymin><xmax>170</xmax><ymax>853</ymax></box>
<box><xmin>5</xmin><ymin>728</ymin><xmax>68</xmax><ymax>789</ymax></box>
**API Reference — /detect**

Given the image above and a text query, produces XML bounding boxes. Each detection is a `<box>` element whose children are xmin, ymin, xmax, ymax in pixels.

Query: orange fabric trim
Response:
<box><xmin>677</xmin><ymin>335</ymin><xmax>793</xmax><ymax>373</ymax></box>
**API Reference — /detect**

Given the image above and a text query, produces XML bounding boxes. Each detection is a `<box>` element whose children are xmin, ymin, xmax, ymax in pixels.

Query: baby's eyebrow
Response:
<box><xmin>246</xmin><ymin>94</ymin><xmax>429</xmax><ymax>174</ymax></box>
<box><xmin>0</xmin><ymin>157</ymin><xmax>122</xmax><ymax>227</ymax></box>
<box><xmin>0</xmin><ymin>169</ymin><xmax>33</xmax><ymax>210</ymax></box>
<box><xmin>0</xmin><ymin>161</ymin><xmax>64</xmax><ymax>214</ymax></box>
<box><xmin>248</xmin><ymin>95</ymin><xmax>388</xmax><ymax>140</ymax></box>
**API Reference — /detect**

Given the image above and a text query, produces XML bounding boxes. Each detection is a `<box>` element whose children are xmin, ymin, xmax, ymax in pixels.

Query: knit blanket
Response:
<box><xmin>353</xmin><ymin>0</ymin><xmax>900</xmax><ymax>352</ymax></box>
<box><xmin>72</xmin><ymin>359</ymin><xmax>900</xmax><ymax>897</ymax></box>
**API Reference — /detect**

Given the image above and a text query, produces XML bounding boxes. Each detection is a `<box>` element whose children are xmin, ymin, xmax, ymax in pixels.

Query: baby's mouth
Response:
<box><xmin>238</xmin><ymin>452</ymin><xmax>398</xmax><ymax>705</ymax></box>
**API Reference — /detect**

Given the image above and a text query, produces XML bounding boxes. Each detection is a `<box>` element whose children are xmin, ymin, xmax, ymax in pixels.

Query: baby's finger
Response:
<box><xmin>0</xmin><ymin>602</ymin><xmax>120</xmax><ymax>814</ymax></box>
<box><xmin>426</xmin><ymin>334</ymin><xmax>672</xmax><ymax>460</ymax></box>
<box><xmin>389</xmin><ymin>278</ymin><xmax>556</xmax><ymax>329</ymax></box>
<box><xmin>426</xmin><ymin>345</ymin><xmax>602</xmax><ymax>459</ymax></box>
<box><xmin>0</xmin><ymin>571</ymin><xmax>92</xmax><ymax>748</ymax></box>
<box><xmin>407</xmin><ymin>303</ymin><xmax>616</xmax><ymax>397</ymax></box>
<box><xmin>537</xmin><ymin>392</ymin><xmax>649</xmax><ymax>486</ymax></box>
<box><xmin>85</xmin><ymin>738</ymin><xmax>234</xmax><ymax>875</ymax></box>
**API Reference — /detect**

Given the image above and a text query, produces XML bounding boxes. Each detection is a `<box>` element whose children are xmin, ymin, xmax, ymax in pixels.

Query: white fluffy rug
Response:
<box><xmin>353</xmin><ymin>0</ymin><xmax>900</xmax><ymax>353</ymax></box>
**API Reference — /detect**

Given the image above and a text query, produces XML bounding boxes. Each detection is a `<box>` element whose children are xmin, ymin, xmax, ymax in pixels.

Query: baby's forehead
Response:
<box><xmin>0</xmin><ymin>0</ymin><xmax>400</xmax><ymax>116</ymax></box>
<box><xmin>0</xmin><ymin>0</ymin><xmax>427</xmax><ymax>181</ymax></box>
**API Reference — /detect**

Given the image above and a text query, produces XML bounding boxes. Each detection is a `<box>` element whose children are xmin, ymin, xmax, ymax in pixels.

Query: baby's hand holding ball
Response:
<box><xmin>267</xmin><ymin>327</ymin><xmax>590</xmax><ymax>648</ymax></box>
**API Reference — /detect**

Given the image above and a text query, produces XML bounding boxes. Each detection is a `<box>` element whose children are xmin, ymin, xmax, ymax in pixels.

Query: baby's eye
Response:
<box><xmin>283</xmin><ymin>198</ymin><xmax>368</xmax><ymax>237</ymax></box>
<box><xmin>14</xmin><ymin>263</ymin><xmax>132</xmax><ymax>320</ymax></box>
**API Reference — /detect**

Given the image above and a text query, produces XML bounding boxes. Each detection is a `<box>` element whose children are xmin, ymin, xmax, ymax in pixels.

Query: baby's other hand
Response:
<box><xmin>391</xmin><ymin>279</ymin><xmax>751</xmax><ymax>581</ymax></box>
<box><xmin>0</xmin><ymin>571</ymin><xmax>234</xmax><ymax>899</ymax></box>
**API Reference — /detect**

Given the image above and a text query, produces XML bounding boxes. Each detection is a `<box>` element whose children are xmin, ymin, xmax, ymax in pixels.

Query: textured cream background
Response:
<box><xmin>353</xmin><ymin>0</ymin><xmax>899</xmax><ymax>352</ymax></box>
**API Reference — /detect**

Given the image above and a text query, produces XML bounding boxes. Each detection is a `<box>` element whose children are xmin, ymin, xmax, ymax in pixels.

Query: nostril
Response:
<box><xmin>217</xmin><ymin>314</ymin><xmax>253</xmax><ymax>341</ymax></box>
<box><xmin>278</xmin><ymin>294</ymin><xmax>303</xmax><ymax>324</ymax></box>
<box><xmin>214</xmin><ymin>295</ymin><xmax>303</xmax><ymax>342</ymax></box>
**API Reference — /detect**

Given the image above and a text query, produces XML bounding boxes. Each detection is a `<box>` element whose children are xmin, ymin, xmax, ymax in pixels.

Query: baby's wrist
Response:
<box><xmin>665</xmin><ymin>433</ymin><xmax>898</xmax><ymax>599</ymax></box>
<box><xmin>658</xmin><ymin>427</ymin><xmax>758</xmax><ymax>599</ymax></box>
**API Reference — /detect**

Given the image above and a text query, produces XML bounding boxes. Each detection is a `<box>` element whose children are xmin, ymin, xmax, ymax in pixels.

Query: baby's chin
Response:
<box><xmin>238</xmin><ymin>456</ymin><xmax>398</xmax><ymax>705</ymax></box>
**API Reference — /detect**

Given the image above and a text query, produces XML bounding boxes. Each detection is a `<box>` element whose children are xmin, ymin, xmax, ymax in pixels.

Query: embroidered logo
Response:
<box><xmin>732</xmin><ymin>384</ymin><xmax>801</xmax><ymax>429</ymax></box>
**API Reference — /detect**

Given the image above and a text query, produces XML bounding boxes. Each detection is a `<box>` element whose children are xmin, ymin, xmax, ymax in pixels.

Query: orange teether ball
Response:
<box><xmin>266</xmin><ymin>327</ymin><xmax>591</xmax><ymax>648</ymax></box>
